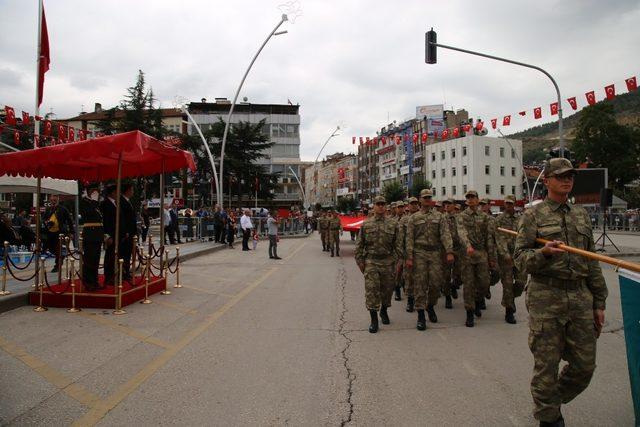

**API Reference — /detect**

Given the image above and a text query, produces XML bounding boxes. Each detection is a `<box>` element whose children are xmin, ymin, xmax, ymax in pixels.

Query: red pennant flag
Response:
<box><xmin>475</xmin><ymin>121</ymin><xmax>484</xmax><ymax>132</ymax></box>
<box><xmin>463</xmin><ymin>124</ymin><xmax>471</xmax><ymax>132</ymax></box>
<box><xmin>585</xmin><ymin>91</ymin><xmax>596</xmax><ymax>105</ymax></box>
<box><xmin>412</xmin><ymin>134</ymin><xmax>418</xmax><ymax>143</ymax></box>
<box><xmin>352</xmin><ymin>136</ymin><xmax>356</xmax><ymax>144</ymax></box>
<box><xmin>518</xmin><ymin>111</ymin><xmax>526</xmax><ymax>116</ymax></box>
<box><xmin>68</xmin><ymin>126</ymin><xmax>75</xmax><ymax>142</ymax></box>
<box><xmin>421</xmin><ymin>133</ymin><xmax>427</xmax><ymax>142</ymax></box>
<box><xmin>441</xmin><ymin>129</ymin><xmax>449</xmax><ymax>140</ymax></box>
<box><xmin>43</xmin><ymin>120</ymin><xmax>52</xmax><ymax>135</ymax></box>
<box><xmin>14</xmin><ymin>130</ymin><xmax>20</xmax><ymax>145</ymax></box>
<box><xmin>22</xmin><ymin>111</ymin><xmax>31</xmax><ymax>125</ymax></box>
<box><xmin>58</xmin><ymin>123</ymin><xmax>65</xmax><ymax>139</ymax></box>
<box><xmin>604</xmin><ymin>84</ymin><xmax>615</xmax><ymax>100</ymax></box>
<box><xmin>491</xmin><ymin>118</ymin><xmax>497</xmax><ymax>129</ymax></box>
<box><xmin>37</xmin><ymin>5</ymin><xmax>51</xmax><ymax>107</ymax></box>
<box><xmin>533</xmin><ymin>107</ymin><xmax>542</xmax><ymax>119</ymax></box>
<box><xmin>567</xmin><ymin>97</ymin><xmax>577</xmax><ymax>110</ymax></box>
<box><xmin>4</xmin><ymin>106</ymin><xmax>16</xmax><ymax>125</ymax></box>
<box><xmin>550</xmin><ymin>102</ymin><xmax>559</xmax><ymax>116</ymax></box>
<box><xmin>503</xmin><ymin>115</ymin><xmax>511</xmax><ymax>126</ymax></box>
<box><xmin>452</xmin><ymin>127</ymin><xmax>460</xmax><ymax>138</ymax></box>
<box><xmin>625</xmin><ymin>76</ymin><xmax>637</xmax><ymax>92</ymax></box>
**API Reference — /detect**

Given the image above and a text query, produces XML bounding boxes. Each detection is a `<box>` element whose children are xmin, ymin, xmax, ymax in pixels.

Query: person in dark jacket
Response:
<box><xmin>100</xmin><ymin>185</ymin><xmax>118</xmax><ymax>286</ymax></box>
<box><xmin>140</xmin><ymin>203</ymin><xmax>150</xmax><ymax>244</ymax></box>
<box><xmin>43</xmin><ymin>194</ymin><xmax>75</xmax><ymax>273</ymax></box>
<box><xmin>80</xmin><ymin>183</ymin><xmax>104</xmax><ymax>291</ymax></box>
<box><xmin>170</xmin><ymin>204</ymin><xmax>181</xmax><ymax>244</ymax></box>
<box><xmin>120</xmin><ymin>183</ymin><xmax>137</xmax><ymax>281</ymax></box>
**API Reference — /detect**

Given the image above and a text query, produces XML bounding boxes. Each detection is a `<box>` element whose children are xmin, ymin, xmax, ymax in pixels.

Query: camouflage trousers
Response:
<box><xmin>526</xmin><ymin>278</ymin><xmax>597</xmax><ymax>422</ymax></box>
<box><xmin>413</xmin><ymin>251</ymin><xmax>443</xmax><ymax>309</ymax></box>
<box><xmin>364</xmin><ymin>259</ymin><xmax>395</xmax><ymax>310</ymax></box>
<box><xmin>329</xmin><ymin>231</ymin><xmax>340</xmax><ymax>253</ymax></box>
<box><xmin>499</xmin><ymin>258</ymin><xmax>526</xmax><ymax>311</ymax></box>
<box><xmin>442</xmin><ymin>250</ymin><xmax>462</xmax><ymax>297</ymax></box>
<box><xmin>402</xmin><ymin>261</ymin><xmax>414</xmax><ymax>297</ymax></box>
<box><xmin>461</xmin><ymin>250</ymin><xmax>490</xmax><ymax>311</ymax></box>
<box><xmin>320</xmin><ymin>229</ymin><xmax>329</xmax><ymax>248</ymax></box>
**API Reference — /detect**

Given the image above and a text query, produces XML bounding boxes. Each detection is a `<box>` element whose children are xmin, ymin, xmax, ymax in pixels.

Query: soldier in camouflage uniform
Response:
<box><xmin>355</xmin><ymin>196</ymin><xmax>400</xmax><ymax>333</ymax></box>
<box><xmin>442</xmin><ymin>198</ymin><xmax>463</xmax><ymax>309</ymax></box>
<box><xmin>393</xmin><ymin>201</ymin><xmax>405</xmax><ymax>301</ymax></box>
<box><xmin>458</xmin><ymin>190</ymin><xmax>497</xmax><ymax>327</ymax></box>
<box><xmin>398</xmin><ymin>197</ymin><xmax>420</xmax><ymax>312</ymax></box>
<box><xmin>406</xmin><ymin>189</ymin><xmax>454</xmax><ymax>330</ymax></box>
<box><xmin>480</xmin><ymin>198</ymin><xmax>498</xmax><ymax>305</ymax></box>
<box><xmin>318</xmin><ymin>211</ymin><xmax>330</xmax><ymax>252</ymax></box>
<box><xmin>514</xmin><ymin>158</ymin><xmax>607</xmax><ymax>427</ymax></box>
<box><xmin>328</xmin><ymin>210</ymin><xmax>342</xmax><ymax>257</ymax></box>
<box><xmin>495</xmin><ymin>195</ymin><xmax>526</xmax><ymax>324</ymax></box>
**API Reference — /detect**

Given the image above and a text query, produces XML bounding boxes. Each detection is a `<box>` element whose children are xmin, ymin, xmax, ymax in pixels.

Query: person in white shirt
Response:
<box><xmin>240</xmin><ymin>209</ymin><xmax>253</xmax><ymax>251</ymax></box>
<box><xmin>163</xmin><ymin>204</ymin><xmax>174</xmax><ymax>245</ymax></box>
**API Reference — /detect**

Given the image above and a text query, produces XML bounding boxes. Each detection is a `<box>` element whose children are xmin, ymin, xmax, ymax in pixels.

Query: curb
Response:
<box><xmin>602</xmin><ymin>252</ymin><xmax>640</xmax><ymax>259</ymax></box>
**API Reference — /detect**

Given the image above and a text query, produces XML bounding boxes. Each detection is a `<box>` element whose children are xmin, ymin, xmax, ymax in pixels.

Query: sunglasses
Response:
<box><xmin>375</xmin><ymin>202</ymin><xmax>386</xmax><ymax>206</ymax></box>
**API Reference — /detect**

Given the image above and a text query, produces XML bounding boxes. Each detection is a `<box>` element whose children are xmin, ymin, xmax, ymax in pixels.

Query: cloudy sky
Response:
<box><xmin>1</xmin><ymin>0</ymin><xmax>638</xmax><ymax>160</ymax></box>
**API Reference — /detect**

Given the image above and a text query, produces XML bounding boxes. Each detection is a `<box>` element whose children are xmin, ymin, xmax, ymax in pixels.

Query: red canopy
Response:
<box><xmin>0</xmin><ymin>131</ymin><xmax>196</xmax><ymax>181</ymax></box>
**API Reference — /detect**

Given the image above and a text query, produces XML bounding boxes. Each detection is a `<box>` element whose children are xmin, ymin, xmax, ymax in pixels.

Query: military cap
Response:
<box><xmin>420</xmin><ymin>188</ymin><xmax>433</xmax><ymax>198</ymax></box>
<box><xmin>435</xmin><ymin>200</ymin><xmax>443</xmax><ymax>207</ymax></box>
<box><xmin>443</xmin><ymin>197</ymin><xmax>455</xmax><ymax>205</ymax></box>
<box><xmin>504</xmin><ymin>195</ymin><xmax>516</xmax><ymax>204</ymax></box>
<box><xmin>408</xmin><ymin>197</ymin><xmax>419</xmax><ymax>204</ymax></box>
<box><xmin>373</xmin><ymin>195</ymin><xmax>386</xmax><ymax>204</ymax></box>
<box><xmin>464</xmin><ymin>190</ymin><xmax>478</xmax><ymax>198</ymax></box>
<box><xmin>479</xmin><ymin>198</ymin><xmax>490</xmax><ymax>205</ymax></box>
<box><xmin>544</xmin><ymin>158</ymin><xmax>576</xmax><ymax>177</ymax></box>
<box><xmin>454</xmin><ymin>204</ymin><xmax>462</xmax><ymax>210</ymax></box>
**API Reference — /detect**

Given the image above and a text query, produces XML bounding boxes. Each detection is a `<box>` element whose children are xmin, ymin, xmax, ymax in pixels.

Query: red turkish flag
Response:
<box><xmin>57</xmin><ymin>124</ymin><xmax>65</xmax><ymax>140</ymax></box>
<box><xmin>585</xmin><ymin>91</ymin><xmax>596</xmax><ymax>105</ymax></box>
<box><xmin>452</xmin><ymin>127</ymin><xmax>460</xmax><ymax>138</ymax></box>
<box><xmin>491</xmin><ymin>118</ymin><xmax>497</xmax><ymax>129</ymax></box>
<box><xmin>533</xmin><ymin>107</ymin><xmax>542</xmax><ymax>119</ymax></box>
<box><xmin>79</xmin><ymin>130</ymin><xmax>87</xmax><ymax>141</ymax></box>
<box><xmin>412</xmin><ymin>134</ymin><xmax>418</xmax><ymax>143</ymax></box>
<box><xmin>395</xmin><ymin>135</ymin><xmax>401</xmax><ymax>145</ymax></box>
<box><xmin>421</xmin><ymin>133</ymin><xmax>427</xmax><ymax>142</ymax></box>
<box><xmin>518</xmin><ymin>111</ymin><xmax>526</xmax><ymax>116</ymax></box>
<box><xmin>550</xmin><ymin>102</ymin><xmax>559</xmax><ymax>116</ymax></box>
<box><xmin>625</xmin><ymin>76</ymin><xmax>637</xmax><ymax>92</ymax></box>
<box><xmin>14</xmin><ymin>130</ymin><xmax>20</xmax><ymax>145</ymax></box>
<box><xmin>475</xmin><ymin>121</ymin><xmax>484</xmax><ymax>132</ymax></box>
<box><xmin>567</xmin><ymin>97</ymin><xmax>577</xmax><ymax>110</ymax></box>
<box><xmin>22</xmin><ymin>111</ymin><xmax>30</xmax><ymax>125</ymax></box>
<box><xmin>4</xmin><ymin>106</ymin><xmax>16</xmax><ymax>125</ymax></box>
<box><xmin>43</xmin><ymin>120</ymin><xmax>52</xmax><ymax>135</ymax></box>
<box><xmin>503</xmin><ymin>115</ymin><xmax>511</xmax><ymax>126</ymax></box>
<box><xmin>604</xmin><ymin>84</ymin><xmax>615</xmax><ymax>100</ymax></box>
<box><xmin>381</xmin><ymin>136</ymin><xmax>386</xmax><ymax>145</ymax></box>
<box><xmin>463</xmin><ymin>124</ymin><xmax>471</xmax><ymax>132</ymax></box>
<box><xmin>37</xmin><ymin>6</ymin><xmax>51</xmax><ymax>106</ymax></box>
<box><xmin>68</xmin><ymin>126</ymin><xmax>75</xmax><ymax>142</ymax></box>
<box><xmin>441</xmin><ymin>129</ymin><xmax>449</xmax><ymax>139</ymax></box>
<box><xmin>352</xmin><ymin>136</ymin><xmax>356</xmax><ymax>145</ymax></box>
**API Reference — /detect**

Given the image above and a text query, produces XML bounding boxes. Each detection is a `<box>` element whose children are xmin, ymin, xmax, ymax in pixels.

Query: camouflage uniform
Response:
<box><xmin>514</xmin><ymin>159</ymin><xmax>607</xmax><ymax>424</ymax></box>
<box><xmin>458</xmin><ymin>206</ymin><xmax>497</xmax><ymax>311</ymax></box>
<box><xmin>406</xmin><ymin>207</ymin><xmax>453</xmax><ymax>310</ymax></box>
<box><xmin>355</xmin><ymin>212</ymin><xmax>399</xmax><ymax>310</ymax></box>
<box><xmin>318</xmin><ymin>215</ymin><xmax>329</xmax><ymax>251</ymax></box>
<box><xmin>328</xmin><ymin>215</ymin><xmax>342</xmax><ymax>256</ymax></box>
<box><xmin>495</xmin><ymin>205</ymin><xmax>526</xmax><ymax>311</ymax></box>
<box><xmin>398</xmin><ymin>211</ymin><xmax>414</xmax><ymax>298</ymax></box>
<box><xmin>443</xmin><ymin>210</ymin><xmax>464</xmax><ymax>298</ymax></box>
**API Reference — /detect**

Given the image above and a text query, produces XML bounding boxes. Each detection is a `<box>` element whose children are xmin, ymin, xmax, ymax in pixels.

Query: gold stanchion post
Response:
<box><xmin>131</xmin><ymin>235</ymin><xmax>138</xmax><ymax>282</ymax></box>
<box><xmin>64</xmin><ymin>236</ymin><xmax>70</xmax><ymax>279</ymax></box>
<box><xmin>173</xmin><ymin>246</ymin><xmax>182</xmax><ymax>288</ymax></box>
<box><xmin>78</xmin><ymin>236</ymin><xmax>83</xmax><ymax>281</ymax></box>
<box><xmin>148</xmin><ymin>232</ymin><xmax>153</xmax><ymax>260</ymax></box>
<box><xmin>1</xmin><ymin>241</ymin><xmax>11</xmax><ymax>296</ymax></box>
<box><xmin>113</xmin><ymin>259</ymin><xmax>126</xmax><ymax>315</ymax></box>
<box><xmin>160</xmin><ymin>249</ymin><xmax>171</xmax><ymax>295</ymax></box>
<box><xmin>57</xmin><ymin>234</ymin><xmax>64</xmax><ymax>285</ymax></box>
<box><xmin>33</xmin><ymin>257</ymin><xmax>48</xmax><ymax>312</ymax></box>
<box><xmin>67</xmin><ymin>259</ymin><xmax>80</xmax><ymax>313</ymax></box>
<box><xmin>140</xmin><ymin>254</ymin><xmax>152</xmax><ymax>304</ymax></box>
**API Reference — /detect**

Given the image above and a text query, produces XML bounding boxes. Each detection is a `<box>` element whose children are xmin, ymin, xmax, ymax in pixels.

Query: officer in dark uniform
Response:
<box><xmin>80</xmin><ymin>183</ymin><xmax>104</xmax><ymax>291</ymax></box>
<box><xmin>120</xmin><ymin>182</ymin><xmax>137</xmax><ymax>281</ymax></box>
<box><xmin>100</xmin><ymin>185</ymin><xmax>117</xmax><ymax>286</ymax></box>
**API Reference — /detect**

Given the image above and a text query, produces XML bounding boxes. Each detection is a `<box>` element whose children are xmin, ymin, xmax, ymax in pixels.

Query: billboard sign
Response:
<box><xmin>427</xmin><ymin>118</ymin><xmax>446</xmax><ymax>136</ymax></box>
<box><xmin>416</xmin><ymin>104</ymin><xmax>444</xmax><ymax>120</ymax></box>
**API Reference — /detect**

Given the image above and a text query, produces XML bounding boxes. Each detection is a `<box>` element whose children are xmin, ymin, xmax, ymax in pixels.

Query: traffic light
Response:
<box><xmin>425</xmin><ymin>28</ymin><xmax>437</xmax><ymax>64</ymax></box>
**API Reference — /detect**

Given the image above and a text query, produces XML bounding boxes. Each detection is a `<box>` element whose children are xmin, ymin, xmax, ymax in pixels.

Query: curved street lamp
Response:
<box><xmin>313</xmin><ymin>126</ymin><xmax>341</xmax><ymax>165</ymax></box>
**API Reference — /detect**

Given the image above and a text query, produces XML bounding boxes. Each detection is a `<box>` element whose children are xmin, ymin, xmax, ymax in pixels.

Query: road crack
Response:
<box><xmin>337</xmin><ymin>264</ymin><xmax>355</xmax><ymax>427</ymax></box>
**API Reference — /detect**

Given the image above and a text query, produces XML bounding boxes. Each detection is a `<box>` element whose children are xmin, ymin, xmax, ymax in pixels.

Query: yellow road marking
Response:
<box><xmin>0</xmin><ymin>335</ymin><xmax>101</xmax><ymax>408</ymax></box>
<box><xmin>72</xmin><ymin>267</ymin><xmax>278</xmax><ymax>426</ymax></box>
<box><xmin>283</xmin><ymin>241</ymin><xmax>307</xmax><ymax>261</ymax></box>
<box><xmin>77</xmin><ymin>312</ymin><xmax>171</xmax><ymax>349</ymax></box>
<box><xmin>179</xmin><ymin>284</ymin><xmax>235</xmax><ymax>298</ymax></box>
<box><xmin>150</xmin><ymin>299</ymin><xmax>198</xmax><ymax>315</ymax></box>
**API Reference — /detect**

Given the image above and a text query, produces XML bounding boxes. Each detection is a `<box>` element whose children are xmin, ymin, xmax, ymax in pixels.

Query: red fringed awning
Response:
<box><xmin>0</xmin><ymin>131</ymin><xmax>196</xmax><ymax>181</ymax></box>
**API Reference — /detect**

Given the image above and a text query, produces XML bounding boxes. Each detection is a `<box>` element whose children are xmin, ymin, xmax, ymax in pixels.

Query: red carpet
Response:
<box><xmin>28</xmin><ymin>274</ymin><xmax>167</xmax><ymax>309</ymax></box>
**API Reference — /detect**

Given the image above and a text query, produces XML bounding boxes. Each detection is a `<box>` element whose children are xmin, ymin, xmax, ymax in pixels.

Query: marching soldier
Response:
<box><xmin>393</xmin><ymin>201</ymin><xmax>405</xmax><ymax>301</ymax></box>
<box><xmin>495</xmin><ymin>195</ymin><xmax>526</xmax><ymax>324</ymax></box>
<box><xmin>406</xmin><ymin>189</ymin><xmax>454</xmax><ymax>330</ymax></box>
<box><xmin>355</xmin><ymin>196</ymin><xmax>400</xmax><ymax>333</ymax></box>
<box><xmin>514</xmin><ymin>158</ymin><xmax>607</xmax><ymax>426</ymax></box>
<box><xmin>398</xmin><ymin>197</ymin><xmax>420</xmax><ymax>312</ymax></box>
<box><xmin>458</xmin><ymin>190</ymin><xmax>497</xmax><ymax>327</ymax></box>
<box><xmin>442</xmin><ymin>198</ymin><xmax>463</xmax><ymax>309</ymax></box>
<box><xmin>481</xmin><ymin>198</ymin><xmax>498</xmax><ymax>303</ymax></box>
<box><xmin>318</xmin><ymin>211</ymin><xmax>330</xmax><ymax>251</ymax></box>
<box><xmin>79</xmin><ymin>183</ymin><xmax>104</xmax><ymax>291</ymax></box>
<box><xmin>328</xmin><ymin>210</ymin><xmax>342</xmax><ymax>257</ymax></box>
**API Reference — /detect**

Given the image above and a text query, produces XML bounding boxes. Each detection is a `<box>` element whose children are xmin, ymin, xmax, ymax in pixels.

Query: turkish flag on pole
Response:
<box><xmin>585</xmin><ymin>91</ymin><xmax>596</xmax><ymax>105</ymax></box>
<box><xmin>491</xmin><ymin>118</ymin><xmax>497</xmax><ymax>129</ymax></box>
<box><xmin>550</xmin><ymin>102</ymin><xmax>559</xmax><ymax>116</ymax></box>
<box><xmin>4</xmin><ymin>106</ymin><xmax>16</xmax><ymax>125</ymax></box>
<box><xmin>395</xmin><ymin>135</ymin><xmax>401</xmax><ymax>145</ymax></box>
<box><xmin>475</xmin><ymin>121</ymin><xmax>484</xmax><ymax>132</ymax></box>
<box><xmin>37</xmin><ymin>4</ymin><xmax>51</xmax><ymax>107</ymax></box>
<box><xmin>567</xmin><ymin>97</ymin><xmax>577</xmax><ymax>110</ymax></box>
<box><xmin>452</xmin><ymin>127</ymin><xmax>460</xmax><ymax>138</ymax></box>
<box><xmin>22</xmin><ymin>111</ymin><xmax>31</xmax><ymax>125</ymax></box>
<box><xmin>421</xmin><ymin>132</ymin><xmax>427</xmax><ymax>142</ymax></box>
<box><xmin>43</xmin><ymin>120</ymin><xmax>52</xmax><ymax>135</ymax></box>
<box><xmin>503</xmin><ymin>115</ymin><xmax>511</xmax><ymax>126</ymax></box>
<box><xmin>604</xmin><ymin>84</ymin><xmax>615</xmax><ymax>100</ymax></box>
<box><xmin>381</xmin><ymin>136</ymin><xmax>386</xmax><ymax>145</ymax></box>
<box><xmin>625</xmin><ymin>76</ymin><xmax>637</xmax><ymax>92</ymax></box>
<box><xmin>533</xmin><ymin>107</ymin><xmax>542</xmax><ymax>119</ymax></box>
<box><xmin>441</xmin><ymin>129</ymin><xmax>449</xmax><ymax>140</ymax></box>
<box><xmin>412</xmin><ymin>134</ymin><xmax>418</xmax><ymax>143</ymax></box>
<box><xmin>68</xmin><ymin>126</ymin><xmax>75</xmax><ymax>142</ymax></box>
<box><xmin>57</xmin><ymin>123</ymin><xmax>65</xmax><ymax>139</ymax></box>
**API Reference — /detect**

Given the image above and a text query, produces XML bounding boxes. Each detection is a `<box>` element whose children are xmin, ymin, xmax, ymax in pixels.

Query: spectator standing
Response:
<box><xmin>226</xmin><ymin>212</ymin><xmax>237</xmax><ymax>248</ymax></box>
<box><xmin>43</xmin><ymin>194</ymin><xmax>75</xmax><ymax>273</ymax></box>
<box><xmin>163</xmin><ymin>204</ymin><xmax>174</xmax><ymax>245</ymax></box>
<box><xmin>240</xmin><ymin>209</ymin><xmax>253</xmax><ymax>251</ymax></box>
<box><xmin>213</xmin><ymin>205</ymin><xmax>224</xmax><ymax>243</ymax></box>
<box><xmin>185</xmin><ymin>208</ymin><xmax>194</xmax><ymax>242</ymax></box>
<box><xmin>267</xmin><ymin>211</ymin><xmax>281</xmax><ymax>259</ymax></box>
<box><xmin>171</xmin><ymin>203</ymin><xmax>182</xmax><ymax>244</ymax></box>
<box><xmin>140</xmin><ymin>203</ymin><xmax>150</xmax><ymax>244</ymax></box>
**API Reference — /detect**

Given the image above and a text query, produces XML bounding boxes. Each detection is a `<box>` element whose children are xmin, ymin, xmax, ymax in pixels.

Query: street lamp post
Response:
<box><xmin>218</xmin><ymin>14</ymin><xmax>289</xmax><ymax>210</ymax></box>
<box><xmin>288</xmin><ymin>166</ymin><xmax>307</xmax><ymax>209</ymax></box>
<box><xmin>313</xmin><ymin>126</ymin><xmax>341</xmax><ymax>165</ymax></box>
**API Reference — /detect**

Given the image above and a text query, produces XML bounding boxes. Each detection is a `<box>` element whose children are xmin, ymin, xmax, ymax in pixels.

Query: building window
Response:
<box><xmin>442</xmin><ymin>186</ymin><xmax>446</xmax><ymax>196</ymax></box>
<box><xmin>441</xmin><ymin>150</ymin><xmax>445</xmax><ymax>160</ymax></box>
<box><xmin>452</xmin><ymin>185</ymin><xmax>457</xmax><ymax>195</ymax></box>
<box><xmin>500</xmin><ymin>185</ymin><xmax>505</xmax><ymax>195</ymax></box>
<box><xmin>451</xmin><ymin>148</ymin><xmax>456</xmax><ymax>158</ymax></box>
<box><xmin>463</xmin><ymin>184</ymin><xmax>467</xmax><ymax>194</ymax></box>
<box><xmin>431</xmin><ymin>152</ymin><xmax>436</xmax><ymax>162</ymax></box>
<box><xmin>432</xmin><ymin>170</ymin><xmax>436</xmax><ymax>179</ymax></box>
<box><xmin>485</xmin><ymin>184</ymin><xmax>491</xmax><ymax>195</ymax></box>
<box><xmin>500</xmin><ymin>147</ymin><xmax>505</xmax><ymax>157</ymax></box>
<box><xmin>462</xmin><ymin>146</ymin><xmax>467</xmax><ymax>156</ymax></box>
<box><xmin>511</xmin><ymin>148</ymin><xmax>516</xmax><ymax>158</ymax></box>
<box><xmin>452</xmin><ymin>167</ymin><xmax>457</xmax><ymax>177</ymax></box>
<box><xmin>500</xmin><ymin>166</ymin><xmax>505</xmax><ymax>176</ymax></box>
<box><xmin>432</xmin><ymin>188</ymin><xmax>436</xmax><ymax>196</ymax></box>
<box><xmin>511</xmin><ymin>167</ymin><xmax>516</xmax><ymax>177</ymax></box>
<box><xmin>485</xmin><ymin>165</ymin><xmax>490</xmax><ymax>175</ymax></box>
<box><xmin>512</xmin><ymin>185</ymin><xmax>516</xmax><ymax>195</ymax></box>
<box><xmin>485</xmin><ymin>146</ymin><xmax>490</xmax><ymax>156</ymax></box>
<box><xmin>463</xmin><ymin>165</ymin><xmax>468</xmax><ymax>175</ymax></box>
<box><xmin>441</xmin><ymin>169</ymin><xmax>446</xmax><ymax>178</ymax></box>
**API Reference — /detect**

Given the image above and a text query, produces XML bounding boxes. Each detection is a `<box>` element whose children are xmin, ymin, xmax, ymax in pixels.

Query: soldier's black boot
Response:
<box><xmin>505</xmin><ymin>307</ymin><xmax>516</xmax><ymax>324</ymax></box>
<box><xmin>394</xmin><ymin>286</ymin><xmax>402</xmax><ymax>301</ymax></box>
<box><xmin>427</xmin><ymin>305</ymin><xmax>438</xmax><ymax>323</ymax></box>
<box><xmin>451</xmin><ymin>287</ymin><xmax>458</xmax><ymax>299</ymax></box>
<box><xmin>368</xmin><ymin>310</ymin><xmax>379</xmax><ymax>333</ymax></box>
<box><xmin>486</xmin><ymin>289</ymin><xmax>491</xmax><ymax>299</ymax></box>
<box><xmin>479</xmin><ymin>298</ymin><xmax>487</xmax><ymax>310</ymax></box>
<box><xmin>330</xmin><ymin>248</ymin><xmax>334</xmax><ymax>257</ymax></box>
<box><xmin>465</xmin><ymin>310</ymin><xmax>475</xmax><ymax>327</ymax></box>
<box><xmin>416</xmin><ymin>309</ymin><xmax>427</xmax><ymax>331</ymax></box>
<box><xmin>445</xmin><ymin>295</ymin><xmax>453</xmax><ymax>309</ymax></box>
<box><xmin>405</xmin><ymin>296</ymin><xmax>415</xmax><ymax>312</ymax></box>
<box><xmin>539</xmin><ymin>413</ymin><xmax>564</xmax><ymax>427</ymax></box>
<box><xmin>336</xmin><ymin>250</ymin><xmax>340</xmax><ymax>257</ymax></box>
<box><xmin>474</xmin><ymin>301</ymin><xmax>482</xmax><ymax>318</ymax></box>
<box><xmin>379</xmin><ymin>306</ymin><xmax>390</xmax><ymax>325</ymax></box>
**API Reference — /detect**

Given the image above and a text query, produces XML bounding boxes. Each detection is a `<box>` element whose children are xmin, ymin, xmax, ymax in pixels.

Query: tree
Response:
<box><xmin>382</xmin><ymin>180</ymin><xmax>405</xmax><ymax>202</ymax></box>
<box><xmin>410</xmin><ymin>174</ymin><xmax>432</xmax><ymax>197</ymax></box>
<box><xmin>572</xmin><ymin>103</ymin><xmax>640</xmax><ymax>191</ymax></box>
<box><xmin>336</xmin><ymin>196</ymin><xmax>357</xmax><ymax>213</ymax></box>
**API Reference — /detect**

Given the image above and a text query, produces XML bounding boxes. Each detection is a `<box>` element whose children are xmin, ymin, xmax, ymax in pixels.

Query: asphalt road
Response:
<box><xmin>0</xmin><ymin>233</ymin><xmax>635</xmax><ymax>426</ymax></box>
